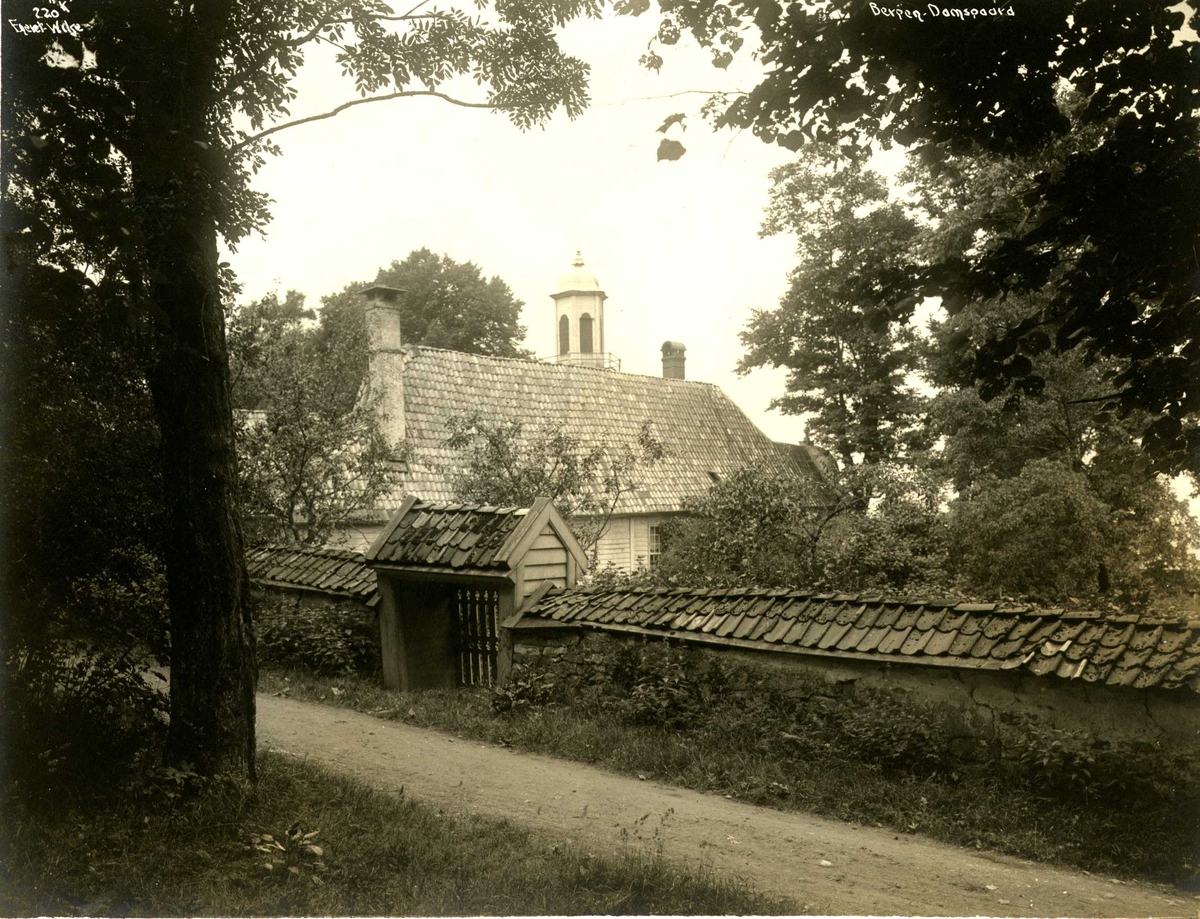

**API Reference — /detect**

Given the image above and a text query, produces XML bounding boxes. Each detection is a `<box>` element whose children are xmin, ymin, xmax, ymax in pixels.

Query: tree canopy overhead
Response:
<box><xmin>642</xmin><ymin>0</ymin><xmax>1199</xmax><ymax>475</ymax></box>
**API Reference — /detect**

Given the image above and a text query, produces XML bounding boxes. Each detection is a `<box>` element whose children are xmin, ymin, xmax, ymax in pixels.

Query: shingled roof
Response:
<box><xmin>518</xmin><ymin>587</ymin><xmax>1200</xmax><ymax>692</ymax></box>
<box><xmin>246</xmin><ymin>545</ymin><xmax>378</xmax><ymax>606</ymax></box>
<box><xmin>380</xmin><ymin>346</ymin><xmax>817</xmax><ymax>515</ymax></box>
<box><xmin>365</xmin><ymin>495</ymin><xmax>588</xmax><ymax>578</ymax></box>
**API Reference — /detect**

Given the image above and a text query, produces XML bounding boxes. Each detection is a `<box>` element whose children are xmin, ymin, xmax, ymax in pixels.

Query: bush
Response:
<box><xmin>2</xmin><ymin>641</ymin><xmax>167</xmax><ymax>795</ymax></box>
<box><xmin>255</xmin><ymin>601</ymin><xmax>379</xmax><ymax>676</ymax></box>
<box><xmin>836</xmin><ymin>691</ymin><xmax>955</xmax><ymax>773</ymax></box>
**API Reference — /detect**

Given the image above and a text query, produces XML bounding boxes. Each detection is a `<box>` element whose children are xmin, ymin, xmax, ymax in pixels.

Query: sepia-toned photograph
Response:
<box><xmin>2</xmin><ymin>0</ymin><xmax>1198</xmax><ymax>915</ymax></box>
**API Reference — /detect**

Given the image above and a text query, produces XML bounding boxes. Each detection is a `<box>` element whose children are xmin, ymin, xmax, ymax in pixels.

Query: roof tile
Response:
<box><xmin>900</xmin><ymin>628</ymin><xmax>935</xmax><ymax>655</ymax></box>
<box><xmin>922</xmin><ymin>629</ymin><xmax>958</xmax><ymax>656</ymax></box>
<box><xmin>877</xmin><ymin>627</ymin><xmax>912</xmax><ymax>655</ymax></box>
<box><xmin>819</xmin><ymin>621</ymin><xmax>854</xmax><ymax>649</ymax></box>
<box><xmin>801</xmin><ymin>620</ymin><xmax>832</xmax><ymax>648</ymax></box>
<box><xmin>247</xmin><ymin>545</ymin><xmax>377</xmax><ymax>604</ymax></box>
<box><xmin>781</xmin><ymin>618</ymin><xmax>812</xmax><ymax>645</ymax></box>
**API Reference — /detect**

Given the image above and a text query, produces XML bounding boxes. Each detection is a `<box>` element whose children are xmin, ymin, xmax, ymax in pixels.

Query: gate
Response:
<box><xmin>454</xmin><ymin>587</ymin><xmax>499</xmax><ymax>686</ymax></box>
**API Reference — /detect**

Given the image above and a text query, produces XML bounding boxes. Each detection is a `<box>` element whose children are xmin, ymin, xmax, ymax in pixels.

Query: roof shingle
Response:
<box><xmin>367</xmin><ymin>499</ymin><xmax>529</xmax><ymax>571</ymax></box>
<box><xmin>378</xmin><ymin>346</ymin><xmax>817</xmax><ymax>515</ymax></box>
<box><xmin>246</xmin><ymin>545</ymin><xmax>378</xmax><ymax>606</ymax></box>
<box><xmin>519</xmin><ymin>587</ymin><xmax>1200</xmax><ymax>692</ymax></box>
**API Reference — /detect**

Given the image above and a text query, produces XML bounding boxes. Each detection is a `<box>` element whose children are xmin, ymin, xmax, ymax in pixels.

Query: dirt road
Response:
<box><xmin>257</xmin><ymin>694</ymin><xmax>1192</xmax><ymax>917</ymax></box>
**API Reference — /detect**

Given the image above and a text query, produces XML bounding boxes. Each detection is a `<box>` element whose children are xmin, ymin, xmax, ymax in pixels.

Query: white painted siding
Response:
<box><xmin>522</xmin><ymin>527</ymin><xmax>568</xmax><ymax>594</ymax></box>
<box><xmin>594</xmin><ymin>516</ymin><xmax>631</xmax><ymax>570</ymax></box>
<box><xmin>590</xmin><ymin>514</ymin><xmax>677</xmax><ymax>573</ymax></box>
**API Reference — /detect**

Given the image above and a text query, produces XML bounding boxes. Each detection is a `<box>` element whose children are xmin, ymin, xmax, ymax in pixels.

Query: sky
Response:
<box><xmin>224</xmin><ymin>14</ymin><xmax>818</xmax><ymax>443</ymax></box>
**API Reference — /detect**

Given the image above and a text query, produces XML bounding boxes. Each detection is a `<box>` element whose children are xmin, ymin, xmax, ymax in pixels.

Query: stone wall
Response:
<box><xmin>509</xmin><ymin>625</ymin><xmax>1200</xmax><ymax>753</ymax></box>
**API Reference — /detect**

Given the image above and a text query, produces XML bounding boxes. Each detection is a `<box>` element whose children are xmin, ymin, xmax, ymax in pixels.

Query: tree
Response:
<box><xmin>742</xmin><ymin>145</ymin><xmax>927</xmax><ymax>468</ymax></box>
<box><xmin>927</xmin><ymin>334</ymin><xmax>1200</xmax><ymax>604</ymax></box>
<box><xmin>818</xmin><ymin>464</ymin><xmax>950</xmax><ymax>595</ymax></box>
<box><xmin>445</xmin><ymin>413</ymin><xmax>664</xmax><ymax>556</ymax></box>
<box><xmin>730</xmin><ymin>119</ymin><xmax>1198</xmax><ymax>604</ymax></box>
<box><xmin>639</xmin><ymin>0</ymin><xmax>1199</xmax><ymax>475</ymax></box>
<box><xmin>314</xmin><ymin>249</ymin><xmax>533</xmax><ymax>413</ymax></box>
<box><xmin>947</xmin><ymin>460</ymin><xmax>1116</xmax><ymax>602</ymax></box>
<box><xmin>228</xmin><ymin>292</ymin><xmax>401</xmax><ymax>545</ymax></box>
<box><xmin>653</xmin><ymin>465</ymin><xmax>854</xmax><ymax>588</ymax></box>
<box><xmin>3</xmin><ymin>0</ymin><xmax>598</xmax><ymax>777</ymax></box>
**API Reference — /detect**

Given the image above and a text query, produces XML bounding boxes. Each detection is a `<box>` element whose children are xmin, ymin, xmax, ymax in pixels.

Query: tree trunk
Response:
<box><xmin>147</xmin><ymin>220</ymin><xmax>257</xmax><ymax>778</ymax></box>
<box><xmin>132</xmin><ymin>1</ymin><xmax>256</xmax><ymax>778</ymax></box>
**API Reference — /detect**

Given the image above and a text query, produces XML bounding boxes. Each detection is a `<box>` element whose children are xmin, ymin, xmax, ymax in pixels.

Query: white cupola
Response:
<box><xmin>550</xmin><ymin>250</ymin><xmax>618</xmax><ymax>370</ymax></box>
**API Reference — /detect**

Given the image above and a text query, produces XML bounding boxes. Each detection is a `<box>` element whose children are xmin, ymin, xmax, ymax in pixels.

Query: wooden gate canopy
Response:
<box><xmin>364</xmin><ymin>496</ymin><xmax>588</xmax><ymax>691</ymax></box>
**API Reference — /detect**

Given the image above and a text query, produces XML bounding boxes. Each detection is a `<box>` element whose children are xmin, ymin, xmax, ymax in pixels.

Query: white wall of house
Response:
<box><xmin>591</xmin><ymin>513</ymin><xmax>674</xmax><ymax>573</ymax></box>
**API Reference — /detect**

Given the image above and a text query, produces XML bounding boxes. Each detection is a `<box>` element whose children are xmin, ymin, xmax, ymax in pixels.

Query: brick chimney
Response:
<box><xmin>361</xmin><ymin>286</ymin><xmax>406</xmax><ymax>451</ymax></box>
<box><xmin>661</xmin><ymin>341</ymin><xmax>686</xmax><ymax>380</ymax></box>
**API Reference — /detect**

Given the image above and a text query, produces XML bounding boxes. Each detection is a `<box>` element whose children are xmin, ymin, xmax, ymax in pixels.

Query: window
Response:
<box><xmin>648</xmin><ymin>524</ymin><xmax>662</xmax><ymax>567</ymax></box>
<box><xmin>579</xmin><ymin>313</ymin><xmax>594</xmax><ymax>354</ymax></box>
<box><xmin>559</xmin><ymin>314</ymin><xmax>570</xmax><ymax>355</ymax></box>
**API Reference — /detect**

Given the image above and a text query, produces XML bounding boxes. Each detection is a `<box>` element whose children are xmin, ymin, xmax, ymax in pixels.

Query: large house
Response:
<box><xmin>345</xmin><ymin>252</ymin><xmax>831</xmax><ymax>570</ymax></box>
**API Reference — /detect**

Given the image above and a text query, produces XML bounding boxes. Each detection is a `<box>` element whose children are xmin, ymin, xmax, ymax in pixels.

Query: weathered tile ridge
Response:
<box><xmin>523</xmin><ymin>586</ymin><xmax>1200</xmax><ymax>692</ymax></box>
<box><xmin>246</xmin><ymin>544</ymin><xmax>377</xmax><ymax>604</ymax></box>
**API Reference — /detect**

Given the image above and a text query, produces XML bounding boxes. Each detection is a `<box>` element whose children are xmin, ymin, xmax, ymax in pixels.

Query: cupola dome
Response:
<box><xmin>554</xmin><ymin>250</ymin><xmax>605</xmax><ymax>295</ymax></box>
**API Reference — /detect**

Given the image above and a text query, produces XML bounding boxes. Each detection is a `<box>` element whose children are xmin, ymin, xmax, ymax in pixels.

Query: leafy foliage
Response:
<box><xmin>316</xmin><ymin>248</ymin><xmax>532</xmax><ymax>404</ymax></box>
<box><xmin>652</xmin><ymin>465</ymin><xmax>845</xmax><ymax>588</ymax></box>
<box><xmin>255</xmin><ymin>601</ymin><xmax>380</xmax><ymax>676</ymax></box>
<box><xmin>2</xmin><ymin>643</ymin><xmax>167</xmax><ymax>795</ymax></box>
<box><xmin>744</xmin><ymin>146</ymin><xmax>928</xmax><ymax>466</ymax></box>
<box><xmin>638</xmin><ymin>0</ymin><xmax>1200</xmax><ymax>475</ymax></box>
<box><xmin>3</xmin><ymin>0</ymin><xmax>603</xmax><ymax>775</ymax></box>
<box><xmin>502</xmin><ymin>635</ymin><xmax>1199</xmax><ymax>813</ymax></box>
<box><xmin>947</xmin><ymin>460</ymin><xmax>1114</xmax><ymax>601</ymax></box>
<box><xmin>445</xmin><ymin>413</ymin><xmax>665</xmax><ymax>555</ymax></box>
<box><xmin>249</xmin><ymin>823</ymin><xmax>327</xmax><ymax>883</ymax></box>
<box><xmin>229</xmin><ymin>291</ymin><xmax>402</xmax><ymax>545</ymax></box>
<box><xmin>818</xmin><ymin>464</ymin><xmax>950</xmax><ymax>595</ymax></box>
<box><xmin>705</xmin><ymin>134</ymin><xmax>1199</xmax><ymax>605</ymax></box>
<box><xmin>1</xmin><ymin>265</ymin><xmax>169</xmax><ymax>657</ymax></box>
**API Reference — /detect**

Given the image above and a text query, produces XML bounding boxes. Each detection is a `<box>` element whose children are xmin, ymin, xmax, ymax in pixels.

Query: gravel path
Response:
<box><xmin>257</xmin><ymin>694</ymin><xmax>1193</xmax><ymax>917</ymax></box>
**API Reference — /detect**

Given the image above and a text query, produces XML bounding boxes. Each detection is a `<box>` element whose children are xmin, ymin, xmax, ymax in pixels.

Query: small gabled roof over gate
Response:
<box><xmin>365</xmin><ymin>496</ymin><xmax>588</xmax><ymax>581</ymax></box>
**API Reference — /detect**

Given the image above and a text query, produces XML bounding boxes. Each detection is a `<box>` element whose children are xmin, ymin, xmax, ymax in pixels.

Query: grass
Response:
<box><xmin>260</xmin><ymin>665</ymin><xmax>1200</xmax><ymax>890</ymax></box>
<box><xmin>0</xmin><ymin>750</ymin><xmax>794</xmax><ymax>917</ymax></box>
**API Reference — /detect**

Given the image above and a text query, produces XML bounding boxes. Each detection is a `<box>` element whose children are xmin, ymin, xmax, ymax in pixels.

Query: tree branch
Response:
<box><xmin>1063</xmin><ymin>391</ymin><xmax>1131</xmax><ymax>405</ymax></box>
<box><xmin>233</xmin><ymin>90</ymin><xmax>501</xmax><ymax>149</ymax></box>
<box><xmin>220</xmin><ymin>5</ymin><xmax>446</xmax><ymax>103</ymax></box>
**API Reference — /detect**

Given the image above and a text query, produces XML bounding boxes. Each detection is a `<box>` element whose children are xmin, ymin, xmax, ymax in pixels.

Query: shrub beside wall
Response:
<box><xmin>252</xmin><ymin>588</ymin><xmax>380</xmax><ymax>676</ymax></box>
<box><xmin>504</xmin><ymin>631</ymin><xmax>1199</xmax><ymax>807</ymax></box>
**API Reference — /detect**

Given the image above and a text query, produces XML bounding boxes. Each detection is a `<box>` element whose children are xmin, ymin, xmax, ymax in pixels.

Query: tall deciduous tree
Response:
<box><xmin>742</xmin><ymin>146</ymin><xmax>927</xmax><ymax>468</ymax></box>
<box><xmin>637</xmin><ymin>0</ymin><xmax>1199</xmax><ymax>475</ymax></box>
<box><xmin>315</xmin><ymin>249</ymin><xmax>532</xmax><ymax>412</ymax></box>
<box><xmin>3</xmin><ymin>0</ymin><xmax>598</xmax><ymax>777</ymax></box>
